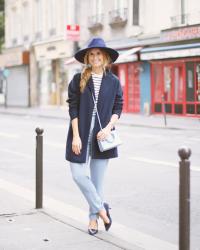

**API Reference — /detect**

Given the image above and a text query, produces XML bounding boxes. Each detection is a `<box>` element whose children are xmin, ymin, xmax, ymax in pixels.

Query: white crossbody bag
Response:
<box><xmin>91</xmin><ymin>92</ymin><xmax>122</xmax><ymax>152</ymax></box>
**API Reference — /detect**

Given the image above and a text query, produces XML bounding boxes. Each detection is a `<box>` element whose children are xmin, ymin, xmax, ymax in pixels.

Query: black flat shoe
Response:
<box><xmin>88</xmin><ymin>220</ymin><xmax>98</xmax><ymax>236</ymax></box>
<box><xmin>103</xmin><ymin>203</ymin><xmax>112</xmax><ymax>231</ymax></box>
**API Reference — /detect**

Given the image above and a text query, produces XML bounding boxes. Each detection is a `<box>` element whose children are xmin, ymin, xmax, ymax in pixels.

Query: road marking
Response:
<box><xmin>44</xmin><ymin>141</ymin><xmax>65</xmax><ymax>148</ymax></box>
<box><xmin>0</xmin><ymin>148</ymin><xmax>66</xmax><ymax>166</ymax></box>
<box><xmin>0</xmin><ymin>132</ymin><xmax>20</xmax><ymax>139</ymax></box>
<box><xmin>0</xmin><ymin>178</ymin><xmax>178</xmax><ymax>250</ymax></box>
<box><xmin>129</xmin><ymin>156</ymin><xmax>200</xmax><ymax>172</ymax></box>
<box><xmin>189</xmin><ymin>138</ymin><xmax>200</xmax><ymax>142</ymax></box>
<box><xmin>0</xmin><ymin>149</ymin><xmax>33</xmax><ymax>159</ymax></box>
<box><xmin>120</xmin><ymin>131</ymin><xmax>165</xmax><ymax>139</ymax></box>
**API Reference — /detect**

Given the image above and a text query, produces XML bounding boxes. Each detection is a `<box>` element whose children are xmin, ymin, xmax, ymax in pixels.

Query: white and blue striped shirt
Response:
<box><xmin>91</xmin><ymin>72</ymin><xmax>103</xmax><ymax>116</ymax></box>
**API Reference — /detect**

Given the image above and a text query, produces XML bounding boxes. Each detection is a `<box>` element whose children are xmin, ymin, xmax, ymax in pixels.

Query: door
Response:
<box><xmin>117</xmin><ymin>63</ymin><xmax>141</xmax><ymax>113</ymax></box>
<box><xmin>186</xmin><ymin>62</ymin><xmax>200</xmax><ymax>115</ymax></box>
<box><xmin>118</xmin><ymin>64</ymin><xmax>128</xmax><ymax>112</ymax></box>
<box><xmin>152</xmin><ymin>62</ymin><xmax>184</xmax><ymax>115</ymax></box>
<box><xmin>6</xmin><ymin>65</ymin><xmax>29</xmax><ymax>107</ymax></box>
<box><xmin>127</xmin><ymin>63</ymin><xmax>140</xmax><ymax>112</ymax></box>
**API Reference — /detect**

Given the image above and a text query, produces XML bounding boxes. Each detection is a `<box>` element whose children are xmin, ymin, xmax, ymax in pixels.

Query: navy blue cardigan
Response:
<box><xmin>65</xmin><ymin>71</ymin><xmax>123</xmax><ymax>163</ymax></box>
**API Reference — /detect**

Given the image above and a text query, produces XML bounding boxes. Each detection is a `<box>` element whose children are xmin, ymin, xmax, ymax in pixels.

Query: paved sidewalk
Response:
<box><xmin>0</xmin><ymin>188</ymin><xmax>143</xmax><ymax>250</ymax></box>
<box><xmin>0</xmin><ymin>106</ymin><xmax>200</xmax><ymax>130</ymax></box>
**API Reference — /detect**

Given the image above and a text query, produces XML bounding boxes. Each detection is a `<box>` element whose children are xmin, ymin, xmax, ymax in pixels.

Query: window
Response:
<box><xmin>174</xmin><ymin>66</ymin><xmax>184</xmax><ymax>102</ymax></box>
<box><xmin>114</xmin><ymin>0</ymin><xmax>127</xmax><ymax>9</ymax></box>
<box><xmin>34</xmin><ymin>0</ymin><xmax>42</xmax><ymax>35</ymax></box>
<box><xmin>22</xmin><ymin>2</ymin><xmax>29</xmax><ymax>40</ymax></box>
<box><xmin>66</xmin><ymin>0</ymin><xmax>75</xmax><ymax>24</ymax></box>
<box><xmin>186</xmin><ymin>62</ymin><xmax>195</xmax><ymax>102</ymax></box>
<box><xmin>48</xmin><ymin>0</ymin><xmax>57</xmax><ymax>35</ymax></box>
<box><xmin>164</xmin><ymin>66</ymin><xmax>172</xmax><ymax>101</ymax></box>
<box><xmin>133</xmin><ymin>0</ymin><xmax>139</xmax><ymax>25</ymax></box>
<box><xmin>11</xmin><ymin>7</ymin><xmax>19</xmax><ymax>45</ymax></box>
<box><xmin>196</xmin><ymin>64</ymin><xmax>200</xmax><ymax>102</ymax></box>
<box><xmin>154</xmin><ymin>64</ymin><xmax>162</xmax><ymax>102</ymax></box>
<box><xmin>92</xmin><ymin>0</ymin><xmax>102</xmax><ymax>15</ymax></box>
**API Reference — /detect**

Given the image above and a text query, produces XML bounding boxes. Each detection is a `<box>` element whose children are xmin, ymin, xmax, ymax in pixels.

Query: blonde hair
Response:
<box><xmin>80</xmin><ymin>49</ymin><xmax>111</xmax><ymax>93</ymax></box>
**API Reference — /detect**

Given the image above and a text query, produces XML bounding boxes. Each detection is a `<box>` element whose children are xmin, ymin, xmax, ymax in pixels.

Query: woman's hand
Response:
<box><xmin>72</xmin><ymin>136</ymin><xmax>82</xmax><ymax>155</ymax></box>
<box><xmin>97</xmin><ymin>124</ymin><xmax>112</xmax><ymax>141</ymax></box>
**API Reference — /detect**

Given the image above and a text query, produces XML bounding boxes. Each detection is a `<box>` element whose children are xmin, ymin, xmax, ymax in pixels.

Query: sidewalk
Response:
<box><xmin>0</xmin><ymin>188</ymin><xmax>142</xmax><ymax>250</ymax></box>
<box><xmin>0</xmin><ymin>105</ymin><xmax>200</xmax><ymax>130</ymax></box>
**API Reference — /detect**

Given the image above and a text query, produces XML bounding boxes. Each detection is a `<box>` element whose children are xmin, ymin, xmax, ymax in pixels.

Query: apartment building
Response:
<box><xmin>1</xmin><ymin>0</ymin><xmax>76</xmax><ymax>106</ymax></box>
<box><xmin>76</xmin><ymin>0</ymin><xmax>200</xmax><ymax>116</ymax></box>
<box><xmin>1</xmin><ymin>0</ymin><xmax>200</xmax><ymax>116</ymax></box>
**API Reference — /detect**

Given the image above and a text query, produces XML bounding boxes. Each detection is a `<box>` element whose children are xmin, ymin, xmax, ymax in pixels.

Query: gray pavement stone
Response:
<box><xmin>0</xmin><ymin>189</ymin><xmax>143</xmax><ymax>250</ymax></box>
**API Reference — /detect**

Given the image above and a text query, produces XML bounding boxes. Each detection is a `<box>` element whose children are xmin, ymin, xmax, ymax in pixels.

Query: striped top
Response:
<box><xmin>91</xmin><ymin>72</ymin><xmax>103</xmax><ymax>116</ymax></box>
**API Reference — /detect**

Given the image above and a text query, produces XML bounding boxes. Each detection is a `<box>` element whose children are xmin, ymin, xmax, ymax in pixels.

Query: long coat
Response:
<box><xmin>65</xmin><ymin>71</ymin><xmax>123</xmax><ymax>163</ymax></box>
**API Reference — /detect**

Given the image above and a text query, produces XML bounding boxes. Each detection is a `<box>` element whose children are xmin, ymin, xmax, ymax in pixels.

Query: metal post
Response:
<box><xmin>162</xmin><ymin>94</ymin><xmax>167</xmax><ymax>126</ymax></box>
<box><xmin>178</xmin><ymin>147</ymin><xmax>191</xmax><ymax>250</ymax></box>
<box><xmin>35</xmin><ymin>127</ymin><xmax>44</xmax><ymax>209</ymax></box>
<box><xmin>4</xmin><ymin>78</ymin><xmax>8</xmax><ymax>108</ymax></box>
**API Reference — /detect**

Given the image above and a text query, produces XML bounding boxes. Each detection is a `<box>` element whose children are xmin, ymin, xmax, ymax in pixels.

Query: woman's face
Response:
<box><xmin>88</xmin><ymin>48</ymin><xmax>104</xmax><ymax>69</ymax></box>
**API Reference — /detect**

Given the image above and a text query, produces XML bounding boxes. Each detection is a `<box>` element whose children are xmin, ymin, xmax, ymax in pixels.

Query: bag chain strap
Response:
<box><xmin>91</xmin><ymin>92</ymin><xmax>103</xmax><ymax>131</ymax></box>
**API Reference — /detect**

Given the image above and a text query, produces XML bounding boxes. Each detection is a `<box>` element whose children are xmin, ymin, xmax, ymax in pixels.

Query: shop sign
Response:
<box><xmin>141</xmin><ymin>47</ymin><xmax>200</xmax><ymax>60</ymax></box>
<box><xmin>66</xmin><ymin>24</ymin><xmax>80</xmax><ymax>41</ymax></box>
<box><xmin>161</xmin><ymin>25</ymin><xmax>200</xmax><ymax>42</ymax></box>
<box><xmin>0</xmin><ymin>52</ymin><xmax>24</xmax><ymax>67</ymax></box>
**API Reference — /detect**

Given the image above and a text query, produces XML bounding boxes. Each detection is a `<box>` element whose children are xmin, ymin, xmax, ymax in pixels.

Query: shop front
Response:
<box><xmin>150</xmin><ymin>58</ymin><xmax>200</xmax><ymax>116</ymax></box>
<box><xmin>34</xmin><ymin>39</ymin><xmax>73</xmax><ymax>106</ymax></box>
<box><xmin>141</xmin><ymin>43</ymin><xmax>200</xmax><ymax>117</ymax></box>
<box><xmin>141</xmin><ymin>23</ymin><xmax>200</xmax><ymax>117</ymax></box>
<box><xmin>113</xmin><ymin>47</ymin><xmax>142</xmax><ymax>113</ymax></box>
<box><xmin>0</xmin><ymin>50</ymin><xmax>30</xmax><ymax>107</ymax></box>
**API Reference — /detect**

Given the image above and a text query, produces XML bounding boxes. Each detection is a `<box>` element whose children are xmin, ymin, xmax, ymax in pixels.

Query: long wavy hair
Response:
<box><xmin>80</xmin><ymin>49</ymin><xmax>111</xmax><ymax>93</ymax></box>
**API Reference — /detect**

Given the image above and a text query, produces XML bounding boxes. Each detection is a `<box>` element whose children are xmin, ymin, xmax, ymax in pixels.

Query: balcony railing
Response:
<box><xmin>88</xmin><ymin>14</ymin><xmax>104</xmax><ymax>31</ymax></box>
<box><xmin>12</xmin><ymin>38</ymin><xmax>17</xmax><ymax>46</ymax></box>
<box><xmin>35</xmin><ymin>31</ymin><xmax>42</xmax><ymax>41</ymax></box>
<box><xmin>23</xmin><ymin>35</ymin><xmax>29</xmax><ymax>42</ymax></box>
<box><xmin>49</xmin><ymin>28</ymin><xmax>56</xmax><ymax>36</ymax></box>
<box><xmin>171</xmin><ymin>14</ymin><xmax>189</xmax><ymax>27</ymax></box>
<box><xmin>109</xmin><ymin>8</ymin><xmax>128</xmax><ymax>27</ymax></box>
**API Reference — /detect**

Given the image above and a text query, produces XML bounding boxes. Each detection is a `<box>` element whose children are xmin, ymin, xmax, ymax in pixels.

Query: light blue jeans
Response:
<box><xmin>70</xmin><ymin>116</ymin><xmax>109</xmax><ymax>220</ymax></box>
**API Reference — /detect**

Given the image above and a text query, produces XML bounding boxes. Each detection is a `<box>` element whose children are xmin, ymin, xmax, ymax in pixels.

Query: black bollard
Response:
<box><xmin>178</xmin><ymin>147</ymin><xmax>191</xmax><ymax>250</ymax></box>
<box><xmin>35</xmin><ymin>127</ymin><xmax>44</xmax><ymax>209</ymax></box>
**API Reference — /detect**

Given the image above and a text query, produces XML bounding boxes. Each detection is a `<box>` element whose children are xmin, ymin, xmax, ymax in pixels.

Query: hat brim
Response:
<box><xmin>74</xmin><ymin>46</ymin><xmax>119</xmax><ymax>64</ymax></box>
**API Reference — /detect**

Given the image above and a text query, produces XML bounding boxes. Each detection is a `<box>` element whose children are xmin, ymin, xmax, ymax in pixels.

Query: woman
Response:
<box><xmin>65</xmin><ymin>37</ymin><xmax>123</xmax><ymax>235</ymax></box>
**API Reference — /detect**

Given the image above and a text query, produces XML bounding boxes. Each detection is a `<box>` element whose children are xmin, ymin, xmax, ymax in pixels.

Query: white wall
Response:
<box><xmin>4</xmin><ymin>0</ymin><xmax>200</xmax><ymax>50</ymax></box>
<box><xmin>4</xmin><ymin>0</ymin><xmax>72</xmax><ymax>49</ymax></box>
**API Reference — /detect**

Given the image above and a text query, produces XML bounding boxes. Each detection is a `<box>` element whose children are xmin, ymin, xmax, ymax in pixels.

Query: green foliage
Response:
<box><xmin>0</xmin><ymin>0</ymin><xmax>4</xmax><ymax>11</ymax></box>
<box><xmin>0</xmin><ymin>0</ymin><xmax>4</xmax><ymax>52</ymax></box>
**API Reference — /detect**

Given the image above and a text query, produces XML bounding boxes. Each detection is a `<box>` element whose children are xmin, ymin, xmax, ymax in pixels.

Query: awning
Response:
<box><xmin>115</xmin><ymin>47</ymin><xmax>143</xmax><ymax>64</ymax></box>
<box><xmin>64</xmin><ymin>57</ymin><xmax>77</xmax><ymax>65</ymax></box>
<box><xmin>140</xmin><ymin>42</ymin><xmax>200</xmax><ymax>60</ymax></box>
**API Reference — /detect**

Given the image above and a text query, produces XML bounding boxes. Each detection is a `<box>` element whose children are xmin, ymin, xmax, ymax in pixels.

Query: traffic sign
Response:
<box><xmin>66</xmin><ymin>24</ymin><xmax>80</xmax><ymax>41</ymax></box>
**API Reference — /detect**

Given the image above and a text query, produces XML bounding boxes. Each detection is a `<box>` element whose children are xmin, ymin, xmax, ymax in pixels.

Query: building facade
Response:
<box><xmin>1</xmin><ymin>0</ymin><xmax>78</xmax><ymax>107</ymax></box>
<box><xmin>71</xmin><ymin>0</ymin><xmax>200</xmax><ymax>116</ymax></box>
<box><xmin>1</xmin><ymin>0</ymin><xmax>200</xmax><ymax>116</ymax></box>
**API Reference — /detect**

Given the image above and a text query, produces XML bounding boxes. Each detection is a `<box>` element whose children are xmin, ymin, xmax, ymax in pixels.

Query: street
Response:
<box><xmin>0</xmin><ymin>113</ymin><xmax>200</xmax><ymax>249</ymax></box>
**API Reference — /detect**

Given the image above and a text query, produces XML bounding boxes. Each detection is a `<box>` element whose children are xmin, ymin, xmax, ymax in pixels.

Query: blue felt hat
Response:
<box><xmin>74</xmin><ymin>37</ymin><xmax>119</xmax><ymax>64</ymax></box>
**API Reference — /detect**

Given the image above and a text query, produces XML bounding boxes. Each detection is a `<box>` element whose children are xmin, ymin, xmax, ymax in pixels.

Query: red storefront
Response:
<box><xmin>151</xmin><ymin>58</ymin><xmax>200</xmax><ymax>116</ymax></box>
<box><xmin>113</xmin><ymin>63</ymin><xmax>141</xmax><ymax>113</ymax></box>
<box><xmin>112</xmin><ymin>47</ymin><xmax>142</xmax><ymax>113</ymax></box>
<box><xmin>141</xmin><ymin>25</ymin><xmax>200</xmax><ymax>117</ymax></box>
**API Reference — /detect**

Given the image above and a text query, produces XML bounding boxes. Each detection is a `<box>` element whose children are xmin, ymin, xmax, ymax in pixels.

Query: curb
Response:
<box><xmin>0</xmin><ymin>110</ymin><xmax>200</xmax><ymax>131</ymax></box>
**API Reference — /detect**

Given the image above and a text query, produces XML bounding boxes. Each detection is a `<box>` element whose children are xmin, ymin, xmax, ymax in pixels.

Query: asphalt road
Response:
<box><xmin>0</xmin><ymin>114</ymin><xmax>200</xmax><ymax>249</ymax></box>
